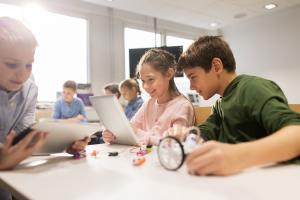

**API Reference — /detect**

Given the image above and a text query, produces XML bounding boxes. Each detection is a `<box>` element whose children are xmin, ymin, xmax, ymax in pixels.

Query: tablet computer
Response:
<box><xmin>13</xmin><ymin>120</ymin><xmax>100</xmax><ymax>154</ymax></box>
<box><xmin>90</xmin><ymin>95</ymin><xmax>139</xmax><ymax>146</ymax></box>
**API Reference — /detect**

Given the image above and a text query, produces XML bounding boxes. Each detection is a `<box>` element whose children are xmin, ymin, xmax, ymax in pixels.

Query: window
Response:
<box><xmin>0</xmin><ymin>3</ymin><xmax>88</xmax><ymax>102</ymax></box>
<box><xmin>124</xmin><ymin>28</ymin><xmax>161</xmax><ymax>78</ymax></box>
<box><xmin>0</xmin><ymin>3</ymin><xmax>22</xmax><ymax>19</ymax></box>
<box><xmin>124</xmin><ymin>29</ymin><xmax>196</xmax><ymax>99</ymax></box>
<box><xmin>166</xmin><ymin>35</ymin><xmax>194</xmax><ymax>51</ymax></box>
<box><xmin>167</xmin><ymin>35</ymin><xmax>195</xmax><ymax>98</ymax></box>
<box><xmin>27</xmin><ymin>11</ymin><xmax>88</xmax><ymax>102</ymax></box>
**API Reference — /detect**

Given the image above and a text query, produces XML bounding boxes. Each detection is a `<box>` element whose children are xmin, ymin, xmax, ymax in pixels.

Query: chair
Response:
<box><xmin>194</xmin><ymin>104</ymin><xmax>300</xmax><ymax>126</ymax></box>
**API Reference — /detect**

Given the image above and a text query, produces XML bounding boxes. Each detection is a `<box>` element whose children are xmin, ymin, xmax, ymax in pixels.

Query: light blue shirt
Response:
<box><xmin>125</xmin><ymin>96</ymin><xmax>144</xmax><ymax>120</ymax></box>
<box><xmin>0</xmin><ymin>79</ymin><xmax>37</xmax><ymax>143</ymax></box>
<box><xmin>52</xmin><ymin>97</ymin><xmax>86</xmax><ymax>119</ymax></box>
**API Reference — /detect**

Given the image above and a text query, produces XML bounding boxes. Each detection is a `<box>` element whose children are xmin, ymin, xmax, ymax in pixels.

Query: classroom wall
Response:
<box><xmin>0</xmin><ymin>0</ymin><xmax>209</xmax><ymax>96</ymax></box>
<box><xmin>4</xmin><ymin>0</ymin><xmax>299</xmax><ymax>105</ymax></box>
<box><xmin>221</xmin><ymin>5</ymin><xmax>300</xmax><ymax>104</ymax></box>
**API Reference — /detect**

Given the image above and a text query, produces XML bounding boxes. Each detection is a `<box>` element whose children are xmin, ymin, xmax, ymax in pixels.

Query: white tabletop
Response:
<box><xmin>0</xmin><ymin>144</ymin><xmax>299</xmax><ymax>200</ymax></box>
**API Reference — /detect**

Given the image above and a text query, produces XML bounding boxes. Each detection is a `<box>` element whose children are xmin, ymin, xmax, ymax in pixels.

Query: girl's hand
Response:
<box><xmin>67</xmin><ymin>136</ymin><xmax>90</xmax><ymax>154</ymax></box>
<box><xmin>163</xmin><ymin>125</ymin><xmax>189</xmax><ymax>141</ymax></box>
<box><xmin>102</xmin><ymin>130</ymin><xmax>116</xmax><ymax>144</ymax></box>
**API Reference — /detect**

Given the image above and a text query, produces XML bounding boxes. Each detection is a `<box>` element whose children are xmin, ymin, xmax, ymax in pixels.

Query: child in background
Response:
<box><xmin>0</xmin><ymin>17</ymin><xmax>89</xmax><ymax>200</ymax></box>
<box><xmin>89</xmin><ymin>83</ymin><xmax>124</xmax><ymax>145</ymax></box>
<box><xmin>103</xmin><ymin>83</ymin><xmax>126</xmax><ymax>108</ymax></box>
<box><xmin>103</xmin><ymin>49</ymin><xmax>194</xmax><ymax>145</ymax></box>
<box><xmin>103</xmin><ymin>83</ymin><xmax>121</xmax><ymax>98</ymax></box>
<box><xmin>119</xmin><ymin>79</ymin><xmax>144</xmax><ymax>120</ymax></box>
<box><xmin>173</xmin><ymin>35</ymin><xmax>300</xmax><ymax>176</ymax></box>
<box><xmin>53</xmin><ymin>80</ymin><xmax>87</xmax><ymax>122</ymax></box>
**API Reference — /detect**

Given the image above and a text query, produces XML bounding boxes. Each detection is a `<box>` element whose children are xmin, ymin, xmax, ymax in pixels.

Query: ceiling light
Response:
<box><xmin>264</xmin><ymin>3</ymin><xmax>277</xmax><ymax>10</ymax></box>
<box><xmin>107</xmin><ymin>0</ymin><xmax>114</xmax><ymax>2</ymax></box>
<box><xmin>210</xmin><ymin>22</ymin><xmax>218</xmax><ymax>27</ymax></box>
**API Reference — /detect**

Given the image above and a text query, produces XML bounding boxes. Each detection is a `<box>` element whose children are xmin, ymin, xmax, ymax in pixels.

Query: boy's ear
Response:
<box><xmin>211</xmin><ymin>57</ymin><xmax>223</xmax><ymax>73</ymax></box>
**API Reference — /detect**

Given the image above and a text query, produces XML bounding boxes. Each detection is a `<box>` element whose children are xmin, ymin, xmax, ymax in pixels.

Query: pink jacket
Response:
<box><xmin>131</xmin><ymin>95</ymin><xmax>194</xmax><ymax>145</ymax></box>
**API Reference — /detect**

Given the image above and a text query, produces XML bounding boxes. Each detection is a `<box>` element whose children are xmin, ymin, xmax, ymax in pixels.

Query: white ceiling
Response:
<box><xmin>82</xmin><ymin>0</ymin><xmax>300</xmax><ymax>29</ymax></box>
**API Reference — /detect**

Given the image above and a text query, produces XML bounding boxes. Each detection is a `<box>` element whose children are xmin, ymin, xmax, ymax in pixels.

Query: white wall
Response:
<box><xmin>8</xmin><ymin>0</ymin><xmax>299</xmax><ymax>105</ymax></box>
<box><xmin>0</xmin><ymin>0</ymin><xmax>209</xmax><ymax>96</ymax></box>
<box><xmin>221</xmin><ymin>5</ymin><xmax>300</xmax><ymax>103</ymax></box>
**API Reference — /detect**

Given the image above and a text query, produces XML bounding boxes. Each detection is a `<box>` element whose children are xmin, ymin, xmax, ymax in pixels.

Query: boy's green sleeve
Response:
<box><xmin>260</xmin><ymin>98</ymin><xmax>300</xmax><ymax>134</ymax></box>
<box><xmin>199</xmin><ymin>106</ymin><xmax>221</xmax><ymax>141</ymax></box>
<box><xmin>243</xmin><ymin>80</ymin><xmax>300</xmax><ymax>134</ymax></box>
<box><xmin>261</xmin><ymin>99</ymin><xmax>300</xmax><ymax>164</ymax></box>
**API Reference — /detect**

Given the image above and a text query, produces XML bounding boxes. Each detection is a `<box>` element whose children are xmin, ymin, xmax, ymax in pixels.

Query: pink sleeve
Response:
<box><xmin>130</xmin><ymin>102</ymin><xmax>152</xmax><ymax>145</ymax></box>
<box><xmin>135</xmin><ymin>124</ymin><xmax>164</xmax><ymax>145</ymax></box>
<box><xmin>134</xmin><ymin>98</ymin><xmax>194</xmax><ymax>145</ymax></box>
<box><xmin>170</xmin><ymin>102</ymin><xmax>194</xmax><ymax>127</ymax></box>
<box><xmin>130</xmin><ymin>100</ymin><xmax>147</xmax><ymax>129</ymax></box>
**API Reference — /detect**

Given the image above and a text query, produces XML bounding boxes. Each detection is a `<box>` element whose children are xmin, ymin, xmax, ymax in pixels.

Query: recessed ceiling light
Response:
<box><xmin>264</xmin><ymin>3</ymin><xmax>277</xmax><ymax>10</ymax></box>
<box><xmin>210</xmin><ymin>22</ymin><xmax>218</xmax><ymax>27</ymax></box>
<box><xmin>107</xmin><ymin>0</ymin><xmax>114</xmax><ymax>2</ymax></box>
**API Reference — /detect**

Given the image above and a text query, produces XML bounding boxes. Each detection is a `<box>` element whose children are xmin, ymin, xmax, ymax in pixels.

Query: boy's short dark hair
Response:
<box><xmin>63</xmin><ymin>80</ymin><xmax>77</xmax><ymax>92</ymax></box>
<box><xmin>177</xmin><ymin>35</ymin><xmax>236</xmax><ymax>72</ymax></box>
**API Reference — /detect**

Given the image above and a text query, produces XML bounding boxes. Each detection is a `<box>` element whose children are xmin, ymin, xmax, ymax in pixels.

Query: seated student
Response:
<box><xmin>0</xmin><ymin>17</ymin><xmax>89</xmax><ymax>199</ymax></box>
<box><xmin>89</xmin><ymin>83</ymin><xmax>123</xmax><ymax>145</ymax></box>
<box><xmin>103</xmin><ymin>83</ymin><xmax>126</xmax><ymax>108</ymax></box>
<box><xmin>103</xmin><ymin>83</ymin><xmax>121</xmax><ymax>98</ymax></box>
<box><xmin>52</xmin><ymin>80</ymin><xmax>87</xmax><ymax>122</ymax></box>
<box><xmin>103</xmin><ymin>49</ymin><xmax>195</xmax><ymax>145</ymax></box>
<box><xmin>89</xmin><ymin>83</ymin><xmax>124</xmax><ymax>145</ymax></box>
<box><xmin>170</xmin><ymin>35</ymin><xmax>300</xmax><ymax>176</ymax></box>
<box><xmin>119</xmin><ymin>79</ymin><xmax>144</xmax><ymax>120</ymax></box>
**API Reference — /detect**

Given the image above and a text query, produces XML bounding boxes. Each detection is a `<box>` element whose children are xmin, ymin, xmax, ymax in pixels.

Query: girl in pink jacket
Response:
<box><xmin>103</xmin><ymin>49</ymin><xmax>194</xmax><ymax>145</ymax></box>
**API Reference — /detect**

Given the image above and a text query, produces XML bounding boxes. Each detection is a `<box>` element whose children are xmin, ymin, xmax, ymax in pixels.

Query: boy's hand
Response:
<box><xmin>0</xmin><ymin>130</ymin><xmax>48</xmax><ymax>170</ymax></box>
<box><xmin>102</xmin><ymin>130</ymin><xmax>116</xmax><ymax>144</ymax></box>
<box><xmin>66</xmin><ymin>137</ymin><xmax>90</xmax><ymax>154</ymax></box>
<box><xmin>75</xmin><ymin>114</ymin><xmax>85</xmax><ymax>121</ymax></box>
<box><xmin>66</xmin><ymin>114</ymin><xmax>85</xmax><ymax>123</ymax></box>
<box><xmin>186</xmin><ymin>141</ymin><xmax>243</xmax><ymax>176</ymax></box>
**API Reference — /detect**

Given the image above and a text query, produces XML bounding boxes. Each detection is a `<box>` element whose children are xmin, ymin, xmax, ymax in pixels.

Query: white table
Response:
<box><xmin>0</xmin><ymin>144</ymin><xmax>299</xmax><ymax>200</ymax></box>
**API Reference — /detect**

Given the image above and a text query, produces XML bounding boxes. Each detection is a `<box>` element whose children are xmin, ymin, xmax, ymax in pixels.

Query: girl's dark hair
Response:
<box><xmin>119</xmin><ymin>79</ymin><xmax>141</xmax><ymax>95</ymax></box>
<box><xmin>103</xmin><ymin>83</ymin><xmax>121</xmax><ymax>98</ymax></box>
<box><xmin>136</xmin><ymin>48</ymin><xmax>180</xmax><ymax>95</ymax></box>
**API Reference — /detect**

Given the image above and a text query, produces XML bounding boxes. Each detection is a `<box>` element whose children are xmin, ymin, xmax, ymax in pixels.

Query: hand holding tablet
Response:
<box><xmin>13</xmin><ymin>120</ymin><xmax>100</xmax><ymax>154</ymax></box>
